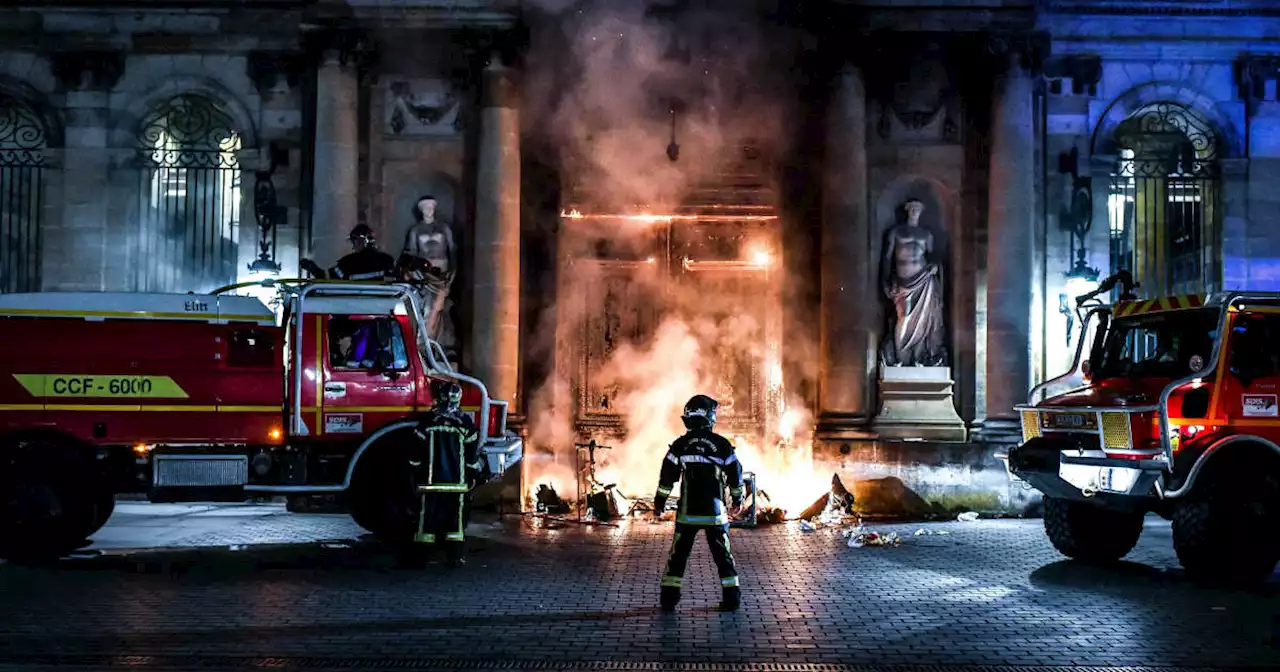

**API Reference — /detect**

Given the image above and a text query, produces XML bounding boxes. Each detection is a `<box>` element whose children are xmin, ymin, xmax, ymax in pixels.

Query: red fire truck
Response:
<box><xmin>1003</xmin><ymin>276</ymin><xmax>1280</xmax><ymax>584</ymax></box>
<box><xmin>0</xmin><ymin>280</ymin><xmax>521</xmax><ymax>559</ymax></box>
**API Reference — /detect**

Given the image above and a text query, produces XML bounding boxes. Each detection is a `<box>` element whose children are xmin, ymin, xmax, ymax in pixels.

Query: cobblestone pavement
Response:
<box><xmin>0</xmin><ymin>510</ymin><xmax>1277</xmax><ymax>671</ymax></box>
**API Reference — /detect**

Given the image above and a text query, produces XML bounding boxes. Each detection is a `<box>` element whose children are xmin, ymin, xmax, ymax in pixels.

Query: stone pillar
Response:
<box><xmin>45</xmin><ymin>52</ymin><xmax>124</xmax><ymax>291</ymax></box>
<box><xmin>310</xmin><ymin>46</ymin><xmax>360</xmax><ymax>264</ymax></box>
<box><xmin>982</xmin><ymin>44</ymin><xmax>1037</xmax><ymax>437</ymax></box>
<box><xmin>472</xmin><ymin>57</ymin><xmax>521</xmax><ymax>407</ymax></box>
<box><xmin>819</xmin><ymin>64</ymin><xmax>872</xmax><ymax>433</ymax></box>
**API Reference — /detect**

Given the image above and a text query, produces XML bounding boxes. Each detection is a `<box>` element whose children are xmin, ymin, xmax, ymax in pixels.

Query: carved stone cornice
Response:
<box><xmin>246</xmin><ymin>51</ymin><xmax>307</xmax><ymax>97</ymax></box>
<box><xmin>50</xmin><ymin>51</ymin><xmax>126</xmax><ymax>92</ymax></box>
<box><xmin>303</xmin><ymin>23</ymin><xmax>378</xmax><ymax>72</ymax></box>
<box><xmin>985</xmin><ymin>32</ymin><xmax>1052</xmax><ymax>77</ymax></box>
<box><xmin>1044</xmin><ymin>54</ymin><xmax>1102</xmax><ymax>96</ymax></box>
<box><xmin>1235</xmin><ymin>54</ymin><xmax>1280</xmax><ymax>115</ymax></box>
<box><xmin>448</xmin><ymin>26</ymin><xmax>524</xmax><ymax>93</ymax></box>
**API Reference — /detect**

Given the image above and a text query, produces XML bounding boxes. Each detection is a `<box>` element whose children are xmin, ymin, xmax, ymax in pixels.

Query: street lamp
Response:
<box><xmin>248</xmin><ymin>169</ymin><xmax>283</xmax><ymax>277</ymax></box>
<box><xmin>1058</xmin><ymin>147</ymin><xmax>1099</xmax><ymax>347</ymax></box>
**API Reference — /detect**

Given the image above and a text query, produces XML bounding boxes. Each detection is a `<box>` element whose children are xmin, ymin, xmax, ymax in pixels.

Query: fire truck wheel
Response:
<box><xmin>348</xmin><ymin>437</ymin><xmax>419</xmax><ymax>545</ymax></box>
<box><xmin>1171</xmin><ymin>457</ymin><xmax>1280</xmax><ymax>586</ymax></box>
<box><xmin>87</xmin><ymin>491</ymin><xmax>116</xmax><ymax>536</ymax></box>
<box><xmin>0</xmin><ymin>477</ymin><xmax>97</xmax><ymax>561</ymax></box>
<box><xmin>1042</xmin><ymin>496</ymin><xmax>1144</xmax><ymax>563</ymax></box>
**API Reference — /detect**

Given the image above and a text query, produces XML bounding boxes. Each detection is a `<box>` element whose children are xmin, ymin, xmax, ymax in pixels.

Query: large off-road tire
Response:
<box><xmin>0</xmin><ymin>436</ymin><xmax>100</xmax><ymax>561</ymax></box>
<box><xmin>347</xmin><ymin>430</ymin><xmax>420</xmax><ymax>545</ymax></box>
<box><xmin>1043</xmin><ymin>496</ymin><xmax>1145</xmax><ymax>563</ymax></box>
<box><xmin>1171</xmin><ymin>454</ymin><xmax>1280</xmax><ymax>586</ymax></box>
<box><xmin>86</xmin><ymin>490</ymin><xmax>116</xmax><ymax>537</ymax></box>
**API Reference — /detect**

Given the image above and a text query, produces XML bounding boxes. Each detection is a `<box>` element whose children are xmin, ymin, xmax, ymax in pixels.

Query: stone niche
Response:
<box><xmin>869</xmin><ymin>181</ymin><xmax>966</xmax><ymax>443</ymax></box>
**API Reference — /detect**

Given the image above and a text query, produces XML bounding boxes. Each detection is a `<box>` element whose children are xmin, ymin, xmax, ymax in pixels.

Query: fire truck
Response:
<box><xmin>0</xmin><ymin>279</ymin><xmax>522</xmax><ymax>559</ymax></box>
<box><xmin>1002</xmin><ymin>273</ymin><xmax>1280</xmax><ymax>584</ymax></box>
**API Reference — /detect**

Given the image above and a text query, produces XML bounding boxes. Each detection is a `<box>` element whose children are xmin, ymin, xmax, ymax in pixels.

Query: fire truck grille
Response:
<box><xmin>153</xmin><ymin>455</ymin><xmax>248</xmax><ymax>487</ymax></box>
<box><xmin>1020</xmin><ymin>411</ymin><xmax>1041</xmax><ymax>442</ymax></box>
<box><xmin>1100</xmin><ymin>412</ymin><xmax>1132</xmax><ymax>450</ymax></box>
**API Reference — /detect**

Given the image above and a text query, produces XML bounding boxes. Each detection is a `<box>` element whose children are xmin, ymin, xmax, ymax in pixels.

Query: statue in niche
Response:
<box><xmin>880</xmin><ymin>199</ymin><xmax>948</xmax><ymax>368</ymax></box>
<box><xmin>398</xmin><ymin>195</ymin><xmax>458</xmax><ymax>360</ymax></box>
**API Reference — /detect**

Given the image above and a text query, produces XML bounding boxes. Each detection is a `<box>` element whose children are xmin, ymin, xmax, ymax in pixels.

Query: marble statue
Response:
<box><xmin>880</xmin><ymin>199</ymin><xmax>948</xmax><ymax>367</ymax></box>
<box><xmin>399</xmin><ymin>195</ymin><xmax>458</xmax><ymax>360</ymax></box>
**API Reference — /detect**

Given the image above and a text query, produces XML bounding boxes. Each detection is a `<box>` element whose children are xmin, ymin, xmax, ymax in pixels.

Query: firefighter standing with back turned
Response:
<box><xmin>410</xmin><ymin>380</ymin><xmax>485</xmax><ymax>566</ymax></box>
<box><xmin>653</xmin><ymin>394</ymin><xmax>745</xmax><ymax>612</ymax></box>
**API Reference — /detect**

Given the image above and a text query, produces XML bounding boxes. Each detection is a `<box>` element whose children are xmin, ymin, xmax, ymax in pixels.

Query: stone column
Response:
<box><xmin>45</xmin><ymin>52</ymin><xmax>124</xmax><ymax>290</ymax></box>
<box><xmin>310</xmin><ymin>45</ymin><xmax>360</xmax><ymax>264</ymax></box>
<box><xmin>819</xmin><ymin>64</ymin><xmax>872</xmax><ymax>431</ymax></box>
<box><xmin>983</xmin><ymin>43</ymin><xmax>1037</xmax><ymax>437</ymax></box>
<box><xmin>472</xmin><ymin>57</ymin><xmax>521</xmax><ymax>407</ymax></box>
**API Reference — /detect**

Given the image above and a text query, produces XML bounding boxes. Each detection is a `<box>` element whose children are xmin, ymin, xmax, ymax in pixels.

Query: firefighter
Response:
<box><xmin>300</xmin><ymin>224</ymin><xmax>397</xmax><ymax>281</ymax></box>
<box><xmin>653</xmin><ymin>394</ymin><xmax>745</xmax><ymax>612</ymax></box>
<box><xmin>410</xmin><ymin>379</ymin><xmax>484</xmax><ymax>566</ymax></box>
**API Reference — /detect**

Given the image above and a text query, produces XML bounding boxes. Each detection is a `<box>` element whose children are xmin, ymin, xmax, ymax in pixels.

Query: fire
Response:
<box><xmin>559</xmin><ymin>210</ymin><xmax>778</xmax><ymax>223</ymax></box>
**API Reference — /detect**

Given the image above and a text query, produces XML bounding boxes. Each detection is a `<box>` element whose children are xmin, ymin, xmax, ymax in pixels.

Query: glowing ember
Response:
<box><xmin>559</xmin><ymin>210</ymin><xmax>778</xmax><ymax>223</ymax></box>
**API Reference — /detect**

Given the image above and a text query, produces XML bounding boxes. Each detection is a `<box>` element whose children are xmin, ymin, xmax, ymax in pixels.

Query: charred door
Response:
<box><xmin>559</xmin><ymin>147</ymin><xmax>782</xmax><ymax>443</ymax></box>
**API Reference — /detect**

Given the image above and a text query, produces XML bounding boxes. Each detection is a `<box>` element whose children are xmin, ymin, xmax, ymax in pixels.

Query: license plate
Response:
<box><xmin>1043</xmin><ymin>412</ymin><xmax>1095</xmax><ymax>430</ymax></box>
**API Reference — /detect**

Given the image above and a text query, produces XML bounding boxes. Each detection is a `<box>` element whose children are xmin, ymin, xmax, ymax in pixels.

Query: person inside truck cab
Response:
<box><xmin>330</xmin><ymin>317</ymin><xmax>409</xmax><ymax>370</ymax></box>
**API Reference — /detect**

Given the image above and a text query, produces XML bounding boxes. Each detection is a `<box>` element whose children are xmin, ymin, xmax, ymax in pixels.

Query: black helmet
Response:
<box><xmin>349</xmin><ymin>224</ymin><xmax>375</xmax><ymax>245</ymax></box>
<box><xmin>682</xmin><ymin>394</ymin><xmax>718</xmax><ymax>430</ymax></box>
<box><xmin>430</xmin><ymin>379</ymin><xmax>462</xmax><ymax>412</ymax></box>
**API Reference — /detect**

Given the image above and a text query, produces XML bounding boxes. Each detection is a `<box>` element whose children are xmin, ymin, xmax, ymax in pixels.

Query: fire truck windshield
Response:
<box><xmin>1093</xmin><ymin>308</ymin><xmax>1219</xmax><ymax>380</ymax></box>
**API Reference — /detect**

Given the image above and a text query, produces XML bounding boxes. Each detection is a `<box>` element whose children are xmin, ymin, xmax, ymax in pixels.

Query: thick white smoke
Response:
<box><xmin>519</xmin><ymin>0</ymin><xmax>818</xmax><ymax>510</ymax></box>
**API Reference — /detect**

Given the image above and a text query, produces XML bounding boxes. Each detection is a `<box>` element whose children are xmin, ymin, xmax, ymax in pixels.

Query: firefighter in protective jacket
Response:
<box><xmin>300</xmin><ymin>224</ymin><xmax>397</xmax><ymax>281</ymax></box>
<box><xmin>653</xmin><ymin>394</ymin><xmax>745</xmax><ymax>612</ymax></box>
<box><xmin>411</xmin><ymin>379</ymin><xmax>484</xmax><ymax>566</ymax></box>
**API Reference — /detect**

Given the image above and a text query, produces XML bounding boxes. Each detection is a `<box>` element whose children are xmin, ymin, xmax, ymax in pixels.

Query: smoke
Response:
<box><xmin>521</xmin><ymin>0</ymin><xmax>795</xmax><ymax>212</ymax></box>
<box><xmin>517</xmin><ymin>0</ymin><xmax>820</xmax><ymax>510</ymax></box>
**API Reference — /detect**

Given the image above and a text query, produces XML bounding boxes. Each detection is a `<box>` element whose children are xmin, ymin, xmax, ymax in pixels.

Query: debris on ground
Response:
<box><xmin>757</xmin><ymin>507</ymin><xmax>786</xmax><ymax>524</ymax></box>
<box><xmin>842</xmin><ymin>524</ymin><xmax>902</xmax><ymax>548</ymax></box>
<box><xmin>914</xmin><ymin>528</ymin><xmax>951</xmax><ymax>536</ymax></box>
<box><xmin>798</xmin><ymin>474</ymin><xmax>857</xmax><ymax>521</ymax></box>
<box><xmin>852</xmin><ymin>476</ymin><xmax>934</xmax><ymax>517</ymax></box>
<box><xmin>535</xmin><ymin>484</ymin><xmax>571</xmax><ymax>515</ymax></box>
<box><xmin>798</xmin><ymin>520</ymin><xmax>817</xmax><ymax>532</ymax></box>
<box><xmin>957</xmin><ymin>511</ymin><xmax>980</xmax><ymax>522</ymax></box>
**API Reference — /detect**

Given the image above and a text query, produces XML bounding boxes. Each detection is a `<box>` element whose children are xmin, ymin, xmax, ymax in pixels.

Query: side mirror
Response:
<box><xmin>1080</xmin><ymin>359</ymin><xmax>1091</xmax><ymax>379</ymax></box>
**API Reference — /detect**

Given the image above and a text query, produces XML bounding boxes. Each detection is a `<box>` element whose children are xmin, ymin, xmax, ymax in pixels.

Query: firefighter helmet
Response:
<box><xmin>349</xmin><ymin>224</ymin><xmax>375</xmax><ymax>246</ymax></box>
<box><xmin>681</xmin><ymin>394</ymin><xmax>718</xmax><ymax>430</ymax></box>
<box><xmin>430</xmin><ymin>378</ymin><xmax>463</xmax><ymax>412</ymax></box>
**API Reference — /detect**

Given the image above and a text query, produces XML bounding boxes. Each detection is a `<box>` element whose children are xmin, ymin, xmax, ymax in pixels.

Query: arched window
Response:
<box><xmin>135</xmin><ymin>93</ymin><xmax>242</xmax><ymax>292</ymax></box>
<box><xmin>0</xmin><ymin>93</ymin><xmax>47</xmax><ymax>293</ymax></box>
<box><xmin>1107</xmin><ymin>103</ymin><xmax>1219</xmax><ymax>297</ymax></box>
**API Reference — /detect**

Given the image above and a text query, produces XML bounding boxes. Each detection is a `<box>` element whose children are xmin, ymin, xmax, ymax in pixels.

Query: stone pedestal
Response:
<box><xmin>872</xmin><ymin>366</ymin><xmax>967</xmax><ymax>442</ymax></box>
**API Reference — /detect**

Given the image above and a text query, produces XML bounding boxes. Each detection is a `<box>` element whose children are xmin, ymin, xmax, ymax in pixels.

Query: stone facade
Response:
<box><xmin>4</xmin><ymin>1</ymin><xmax>1280</xmax><ymax>511</ymax></box>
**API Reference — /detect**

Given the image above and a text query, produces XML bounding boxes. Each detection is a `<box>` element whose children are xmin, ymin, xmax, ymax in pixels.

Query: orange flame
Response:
<box><xmin>559</xmin><ymin>209</ymin><xmax>778</xmax><ymax>223</ymax></box>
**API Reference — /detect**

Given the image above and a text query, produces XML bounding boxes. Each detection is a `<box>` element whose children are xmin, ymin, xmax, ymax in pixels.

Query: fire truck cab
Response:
<box><xmin>0</xmin><ymin>280</ymin><xmax>522</xmax><ymax>559</ymax></box>
<box><xmin>1003</xmin><ymin>288</ymin><xmax>1280</xmax><ymax>584</ymax></box>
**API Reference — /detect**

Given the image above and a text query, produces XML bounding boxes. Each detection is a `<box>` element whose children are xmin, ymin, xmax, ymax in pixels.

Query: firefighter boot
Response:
<box><xmin>660</xmin><ymin>585</ymin><xmax>680</xmax><ymax>612</ymax></box>
<box><xmin>444</xmin><ymin>541</ymin><xmax>466</xmax><ymax>567</ymax></box>
<box><xmin>719</xmin><ymin>586</ymin><xmax>741</xmax><ymax>612</ymax></box>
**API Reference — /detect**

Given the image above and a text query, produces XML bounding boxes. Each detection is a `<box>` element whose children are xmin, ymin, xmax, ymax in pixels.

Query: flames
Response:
<box><xmin>560</xmin><ymin>209</ymin><xmax>778</xmax><ymax>223</ymax></box>
<box><xmin>523</xmin><ymin>206</ymin><xmax>817</xmax><ymax>517</ymax></box>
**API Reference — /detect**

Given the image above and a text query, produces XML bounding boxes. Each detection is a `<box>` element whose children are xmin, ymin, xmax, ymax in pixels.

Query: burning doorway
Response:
<box><xmin>544</xmin><ymin>146</ymin><xmax>799</xmax><ymax>509</ymax></box>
